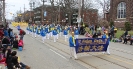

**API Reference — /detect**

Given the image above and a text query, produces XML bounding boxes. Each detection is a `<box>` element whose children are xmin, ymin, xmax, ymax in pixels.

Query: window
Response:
<box><xmin>117</xmin><ymin>2</ymin><xmax>126</xmax><ymax>18</ymax></box>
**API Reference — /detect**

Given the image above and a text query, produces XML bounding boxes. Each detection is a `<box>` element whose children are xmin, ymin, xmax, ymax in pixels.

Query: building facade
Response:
<box><xmin>109</xmin><ymin>0</ymin><xmax>133</xmax><ymax>28</ymax></box>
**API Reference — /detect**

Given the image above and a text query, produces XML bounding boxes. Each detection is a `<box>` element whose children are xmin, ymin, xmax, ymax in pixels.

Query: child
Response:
<box><xmin>18</xmin><ymin>39</ymin><xmax>24</xmax><ymax>50</ymax></box>
<box><xmin>13</xmin><ymin>38</ymin><xmax>18</xmax><ymax>49</ymax></box>
<box><xmin>14</xmin><ymin>33</ymin><xmax>18</xmax><ymax>39</ymax></box>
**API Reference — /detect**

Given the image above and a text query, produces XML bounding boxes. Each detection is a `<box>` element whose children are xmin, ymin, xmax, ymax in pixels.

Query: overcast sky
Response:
<box><xmin>5</xmin><ymin>0</ymin><xmax>102</xmax><ymax>20</ymax></box>
<box><xmin>5</xmin><ymin>0</ymin><xmax>30</xmax><ymax>19</ymax></box>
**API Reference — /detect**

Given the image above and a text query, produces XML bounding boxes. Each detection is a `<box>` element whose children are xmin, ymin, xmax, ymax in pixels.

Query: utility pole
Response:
<box><xmin>58</xmin><ymin>0</ymin><xmax>61</xmax><ymax>24</ymax></box>
<box><xmin>23</xmin><ymin>4</ymin><xmax>25</xmax><ymax>22</ymax></box>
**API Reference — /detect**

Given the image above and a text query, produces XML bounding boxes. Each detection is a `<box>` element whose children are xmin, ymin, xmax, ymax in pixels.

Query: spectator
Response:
<box><xmin>0</xmin><ymin>28</ymin><xmax>4</xmax><ymax>39</ymax></box>
<box><xmin>13</xmin><ymin>38</ymin><xmax>18</xmax><ymax>49</ymax></box>
<box><xmin>3</xmin><ymin>28</ymin><xmax>9</xmax><ymax>37</ymax></box>
<box><xmin>18</xmin><ymin>39</ymin><xmax>24</xmax><ymax>49</ymax></box>
<box><xmin>11</xmin><ymin>51</ymin><xmax>30</xmax><ymax>69</ymax></box>
<box><xmin>92</xmin><ymin>31</ymin><xmax>98</xmax><ymax>38</ymax></box>
<box><xmin>6</xmin><ymin>49</ymin><xmax>13</xmax><ymax>68</ymax></box>
<box><xmin>130</xmin><ymin>36</ymin><xmax>133</xmax><ymax>45</ymax></box>
<box><xmin>19</xmin><ymin>29</ymin><xmax>24</xmax><ymax>40</ymax></box>
<box><xmin>10</xmin><ymin>29</ymin><xmax>14</xmax><ymax>46</ymax></box>
<box><xmin>2</xmin><ymin>36</ymin><xmax>11</xmax><ymax>48</ymax></box>
<box><xmin>0</xmin><ymin>49</ymin><xmax>6</xmax><ymax>64</ymax></box>
<box><xmin>123</xmin><ymin>34</ymin><xmax>131</xmax><ymax>44</ymax></box>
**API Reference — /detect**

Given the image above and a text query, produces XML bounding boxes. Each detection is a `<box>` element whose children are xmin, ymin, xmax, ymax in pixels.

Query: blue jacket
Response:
<box><xmin>4</xmin><ymin>29</ymin><xmax>9</xmax><ymax>37</ymax></box>
<box><xmin>10</xmin><ymin>31</ymin><xmax>14</xmax><ymax>37</ymax></box>
<box><xmin>40</xmin><ymin>30</ymin><xmax>46</xmax><ymax>36</ymax></box>
<box><xmin>63</xmin><ymin>30</ymin><xmax>68</xmax><ymax>35</ymax></box>
<box><xmin>102</xmin><ymin>34</ymin><xmax>109</xmax><ymax>45</ymax></box>
<box><xmin>37</xmin><ymin>26</ymin><xmax>41</xmax><ymax>34</ymax></box>
<box><xmin>74</xmin><ymin>30</ymin><xmax>79</xmax><ymax>35</ymax></box>
<box><xmin>69</xmin><ymin>37</ymin><xmax>75</xmax><ymax>47</ymax></box>
<box><xmin>17</xmin><ymin>25</ymin><xmax>20</xmax><ymax>30</ymax></box>
<box><xmin>53</xmin><ymin>30</ymin><xmax>57</xmax><ymax>35</ymax></box>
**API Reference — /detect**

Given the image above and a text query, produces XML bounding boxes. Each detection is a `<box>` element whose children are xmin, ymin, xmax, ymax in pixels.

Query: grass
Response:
<box><xmin>115</xmin><ymin>30</ymin><xmax>133</xmax><ymax>38</ymax></box>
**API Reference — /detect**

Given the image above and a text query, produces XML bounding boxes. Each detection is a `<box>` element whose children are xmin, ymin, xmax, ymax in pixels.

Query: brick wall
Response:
<box><xmin>109</xmin><ymin>0</ymin><xmax>133</xmax><ymax>28</ymax></box>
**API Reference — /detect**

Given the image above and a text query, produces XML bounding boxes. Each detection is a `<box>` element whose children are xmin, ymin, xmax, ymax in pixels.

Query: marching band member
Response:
<box><xmin>30</xmin><ymin>25</ymin><xmax>33</xmax><ymax>35</ymax></box>
<box><xmin>26</xmin><ymin>25</ymin><xmax>30</xmax><ymax>34</ymax></box>
<box><xmin>69</xmin><ymin>31</ymin><xmax>77</xmax><ymax>59</ymax></box>
<box><xmin>102</xmin><ymin>31</ymin><xmax>110</xmax><ymax>55</ymax></box>
<box><xmin>37</xmin><ymin>25</ymin><xmax>41</xmax><ymax>37</ymax></box>
<box><xmin>40</xmin><ymin>28</ymin><xmax>46</xmax><ymax>43</ymax></box>
<box><xmin>53</xmin><ymin>28</ymin><xmax>57</xmax><ymax>42</ymax></box>
<box><xmin>33</xmin><ymin>24</ymin><xmax>37</xmax><ymax>37</ymax></box>
<box><xmin>74</xmin><ymin>28</ymin><xmax>79</xmax><ymax>39</ymax></box>
<box><xmin>64</xmin><ymin>28</ymin><xmax>68</xmax><ymax>42</ymax></box>
<box><xmin>56</xmin><ymin>26</ymin><xmax>59</xmax><ymax>39</ymax></box>
<box><xmin>46</xmin><ymin>25</ymin><xmax>50</xmax><ymax>39</ymax></box>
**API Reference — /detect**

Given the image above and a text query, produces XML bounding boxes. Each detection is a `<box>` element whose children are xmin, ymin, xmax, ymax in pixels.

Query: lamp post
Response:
<box><xmin>41</xmin><ymin>0</ymin><xmax>47</xmax><ymax>23</ymax></box>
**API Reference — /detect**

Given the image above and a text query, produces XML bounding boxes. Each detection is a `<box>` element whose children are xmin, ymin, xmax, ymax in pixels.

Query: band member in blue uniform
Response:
<box><xmin>26</xmin><ymin>25</ymin><xmax>30</xmax><ymax>34</ymax></box>
<box><xmin>37</xmin><ymin>25</ymin><xmax>41</xmax><ymax>37</ymax></box>
<box><xmin>64</xmin><ymin>28</ymin><xmax>68</xmax><ymax>42</ymax></box>
<box><xmin>102</xmin><ymin>31</ymin><xmax>110</xmax><ymax>55</ymax></box>
<box><xmin>69</xmin><ymin>32</ymin><xmax>77</xmax><ymax>59</ymax></box>
<box><xmin>30</xmin><ymin>25</ymin><xmax>33</xmax><ymax>34</ymax></box>
<box><xmin>46</xmin><ymin>25</ymin><xmax>50</xmax><ymax>39</ymax></box>
<box><xmin>40</xmin><ymin>29</ymin><xmax>46</xmax><ymax>43</ymax></box>
<box><xmin>74</xmin><ymin>28</ymin><xmax>79</xmax><ymax>39</ymax></box>
<box><xmin>33</xmin><ymin>24</ymin><xmax>37</xmax><ymax>37</ymax></box>
<box><xmin>53</xmin><ymin>28</ymin><xmax>57</xmax><ymax>42</ymax></box>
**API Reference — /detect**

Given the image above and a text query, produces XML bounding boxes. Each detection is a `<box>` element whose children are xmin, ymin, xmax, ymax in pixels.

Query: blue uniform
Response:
<box><xmin>63</xmin><ymin>30</ymin><xmax>68</xmax><ymax>35</ymax></box>
<box><xmin>37</xmin><ymin>26</ymin><xmax>41</xmax><ymax>35</ymax></box>
<box><xmin>102</xmin><ymin>34</ymin><xmax>109</xmax><ymax>45</ymax></box>
<box><xmin>69</xmin><ymin>37</ymin><xmax>75</xmax><ymax>47</ymax></box>
<box><xmin>53</xmin><ymin>30</ymin><xmax>57</xmax><ymax>35</ymax></box>
<box><xmin>40</xmin><ymin>30</ymin><xmax>46</xmax><ymax>37</ymax></box>
<box><xmin>74</xmin><ymin>29</ymin><xmax>79</xmax><ymax>35</ymax></box>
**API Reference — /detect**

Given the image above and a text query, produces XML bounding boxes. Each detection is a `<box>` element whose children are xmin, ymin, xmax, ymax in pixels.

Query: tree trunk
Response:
<box><xmin>68</xmin><ymin>12</ymin><xmax>72</xmax><ymax>25</ymax></box>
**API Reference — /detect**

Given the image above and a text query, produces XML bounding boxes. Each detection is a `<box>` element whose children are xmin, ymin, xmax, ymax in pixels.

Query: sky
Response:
<box><xmin>5</xmin><ymin>0</ymin><xmax>103</xmax><ymax>20</ymax></box>
<box><xmin>5</xmin><ymin>0</ymin><xmax>30</xmax><ymax>19</ymax></box>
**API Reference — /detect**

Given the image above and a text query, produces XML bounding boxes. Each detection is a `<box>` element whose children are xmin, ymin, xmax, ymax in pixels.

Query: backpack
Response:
<box><xmin>22</xmin><ymin>30</ymin><xmax>26</xmax><ymax>35</ymax></box>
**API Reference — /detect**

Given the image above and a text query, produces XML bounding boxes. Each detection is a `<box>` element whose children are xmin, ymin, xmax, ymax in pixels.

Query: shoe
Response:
<box><xmin>25</xmin><ymin>66</ymin><xmax>30</xmax><ymax>69</ymax></box>
<box><xmin>107</xmin><ymin>52</ymin><xmax>110</xmax><ymax>55</ymax></box>
<box><xmin>74</xmin><ymin>58</ymin><xmax>78</xmax><ymax>60</ymax></box>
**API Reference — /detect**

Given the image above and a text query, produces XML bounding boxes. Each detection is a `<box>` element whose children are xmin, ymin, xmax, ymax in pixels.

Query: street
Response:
<box><xmin>12</xmin><ymin>26</ymin><xmax>133</xmax><ymax>69</ymax></box>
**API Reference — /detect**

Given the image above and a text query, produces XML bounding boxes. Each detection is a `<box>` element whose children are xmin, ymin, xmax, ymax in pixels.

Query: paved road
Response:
<box><xmin>11</xmin><ymin>25</ymin><xmax>133</xmax><ymax>69</ymax></box>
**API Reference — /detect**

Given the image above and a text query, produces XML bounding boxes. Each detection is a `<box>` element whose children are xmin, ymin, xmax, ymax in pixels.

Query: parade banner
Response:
<box><xmin>75</xmin><ymin>38</ymin><xmax>109</xmax><ymax>53</ymax></box>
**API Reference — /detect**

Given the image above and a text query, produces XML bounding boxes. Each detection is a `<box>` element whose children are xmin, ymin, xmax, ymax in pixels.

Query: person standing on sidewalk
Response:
<box><xmin>69</xmin><ymin>32</ymin><xmax>77</xmax><ymax>59</ymax></box>
<box><xmin>19</xmin><ymin>29</ymin><xmax>25</xmax><ymax>40</ymax></box>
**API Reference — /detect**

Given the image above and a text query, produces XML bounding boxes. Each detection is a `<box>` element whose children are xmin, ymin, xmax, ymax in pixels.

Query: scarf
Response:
<box><xmin>72</xmin><ymin>37</ymin><xmax>75</xmax><ymax>45</ymax></box>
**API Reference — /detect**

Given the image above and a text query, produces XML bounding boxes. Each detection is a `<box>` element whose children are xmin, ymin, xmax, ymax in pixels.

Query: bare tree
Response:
<box><xmin>95</xmin><ymin>0</ymin><xmax>110</xmax><ymax>19</ymax></box>
<box><xmin>58</xmin><ymin>0</ymin><xmax>78</xmax><ymax>25</ymax></box>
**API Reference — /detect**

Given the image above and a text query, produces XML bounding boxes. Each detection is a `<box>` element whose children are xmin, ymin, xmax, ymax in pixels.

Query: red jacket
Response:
<box><xmin>18</xmin><ymin>40</ymin><xmax>23</xmax><ymax>46</ymax></box>
<box><xmin>19</xmin><ymin>30</ymin><xmax>23</xmax><ymax>35</ymax></box>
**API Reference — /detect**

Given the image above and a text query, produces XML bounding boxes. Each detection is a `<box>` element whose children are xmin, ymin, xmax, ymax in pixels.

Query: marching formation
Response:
<box><xmin>26</xmin><ymin>24</ymin><xmax>79</xmax><ymax>43</ymax></box>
